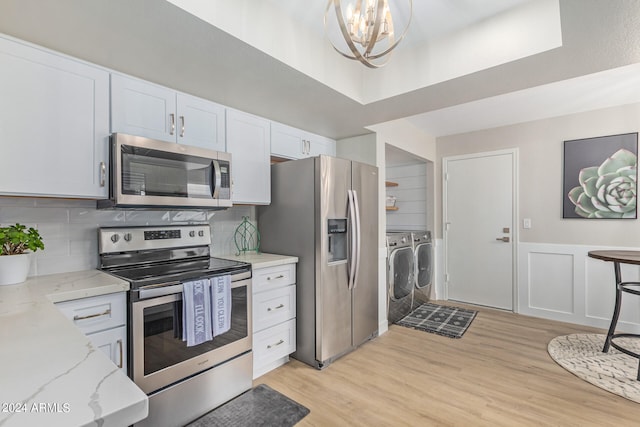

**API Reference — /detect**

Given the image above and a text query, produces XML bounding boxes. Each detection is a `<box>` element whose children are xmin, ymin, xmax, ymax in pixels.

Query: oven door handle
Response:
<box><xmin>138</xmin><ymin>282</ymin><xmax>183</xmax><ymax>300</ymax></box>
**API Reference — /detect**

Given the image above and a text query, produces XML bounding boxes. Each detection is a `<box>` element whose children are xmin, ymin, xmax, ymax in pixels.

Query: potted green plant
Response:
<box><xmin>0</xmin><ymin>223</ymin><xmax>44</xmax><ymax>285</ymax></box>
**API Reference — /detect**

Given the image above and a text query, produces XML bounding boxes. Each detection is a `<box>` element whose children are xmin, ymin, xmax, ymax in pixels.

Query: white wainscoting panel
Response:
<box><xmin>528</xmin><ymin>251</ymin><xmax>574</xmax><ymax>314</ymax></box>
<box><xmin>519</xmin><ymin>242</ymin><xmax>640</xmax><ymax>334</ymax></box>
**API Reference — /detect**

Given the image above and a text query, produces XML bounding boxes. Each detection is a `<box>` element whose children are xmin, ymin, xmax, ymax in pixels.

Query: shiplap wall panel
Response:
<box><xmin>386</xmin><ymin>163</ymin><xmax>427</xmax><ymax>231</ymax></box>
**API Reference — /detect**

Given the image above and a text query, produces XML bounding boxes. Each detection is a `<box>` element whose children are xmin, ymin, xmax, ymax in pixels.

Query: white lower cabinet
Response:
<box><xmin>252</xmin><ymin>263</ymin><xmax>297</xmax><ymax>379</ymax></box>
<box><xmin>55</xmin><ymin>292</ymin><xmax>127</xmax><ymax>374</ymax></box>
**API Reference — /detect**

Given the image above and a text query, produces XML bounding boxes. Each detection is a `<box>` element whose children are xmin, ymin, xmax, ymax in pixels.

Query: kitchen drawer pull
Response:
<box><xmin>170</xmin><ymin>113</ymin><xmax>175</xmax><ymax>135</ymax></box>
<box><xmin>267</xmin><ymin>339</ymin><xmax>284</xmax><ymax>349</ymax></box>
<box><xmin>180</xmin><ymin>115</ymin><xmax>185</xmax><ymax>137</ymax></box>
<box><xmin>117</xmin><ymin>339</ymin><xmax>123</xmax><ymax>369</ymax></box>
<box><xmin>73</xmin><ymin>308</ymin><xmax>111</xmax><ymax>321</ymax></box>
<box><xmin>267</xmin><ymin>274</ymin><xmax>285</xmax><ymax>281</ymax></box>
<box><xmin>267</xmin><ymin>304</ymin><xmax>285</xmax><ymax>312</ymax></box>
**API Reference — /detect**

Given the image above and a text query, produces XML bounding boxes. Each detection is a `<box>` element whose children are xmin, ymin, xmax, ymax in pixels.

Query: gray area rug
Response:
<box><xmin>548</xmin><ymin>334</ymin><xmax>640</xmax><ymax>403</ymax></box>
<box><xmin>187</xmin><ymin>384</ymin><xmax>310</xmax><ymax>426</ymax></box>
<box><xmin>396</xmin><ymin>302</ymin><xmax>477</xmax><ymax>338</ymax></box>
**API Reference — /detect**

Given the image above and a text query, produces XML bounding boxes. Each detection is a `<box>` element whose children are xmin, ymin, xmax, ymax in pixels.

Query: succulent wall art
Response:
<box><xmin>563</xmin><ymin>133</ymin><xmax>638</xmax><ymax>219</ymax></box>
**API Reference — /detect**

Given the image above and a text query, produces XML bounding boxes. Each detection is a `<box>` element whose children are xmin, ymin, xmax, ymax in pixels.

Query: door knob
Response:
<box><xmin>496</xmin><ymin>237</ymin><xmax>510</xmax><ymax>242</ymax></box>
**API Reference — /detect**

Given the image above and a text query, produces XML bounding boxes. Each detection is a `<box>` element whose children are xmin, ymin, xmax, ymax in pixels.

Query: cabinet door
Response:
<box><xmin>111</xmin><ymin>73</ymin><xmax>177</xmax><ymax>143</ymax></box>
<box><xmin>226</xmin><ymin>109</ymin><xmax>271</xmax><ymax>204</ymax></box>
<box><xmin>0</xmin><ymin>36</ymin><xmax>109</xmax><ymax>198</ymax></box>
<box><xmin>88</xmin><ymin>326</ymin><xmax>127</xmax><ymax>374</ymax></box>
<box><xmin>176</xmin><ymin>93</ymin><xmax>226</xmax><ymax>152</ymax></box>
<box><xmin>271</xmin><ymin>122</ymin><xmax>304</xmax><ymax>159</ymax></box>
<box><xmin>307</xmin><ymin>133</ymin><xmax>336</xmax><ymax>157</ymax></box>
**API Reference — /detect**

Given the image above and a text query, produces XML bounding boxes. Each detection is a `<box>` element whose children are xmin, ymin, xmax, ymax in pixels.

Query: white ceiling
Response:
<box><xmin>3</xmin><ymin>0</ymin><xmax>640</xmax><ymax>143</ymax></box>
<box><xmin>264</xmin><ymin>0</ymin><xmax>533</xmax><ymax>46</ymax></box>
<box><xmin>165</xmin><ymin>0</ymin><xmax>640</xmax><ymax>138</ymax></box>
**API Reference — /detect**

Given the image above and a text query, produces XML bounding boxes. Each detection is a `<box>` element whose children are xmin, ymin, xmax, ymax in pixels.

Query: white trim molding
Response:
<box><xmin>518</xmin><ymin>242</ymin><xmax>640</xmax><ymax>334</ymax></box>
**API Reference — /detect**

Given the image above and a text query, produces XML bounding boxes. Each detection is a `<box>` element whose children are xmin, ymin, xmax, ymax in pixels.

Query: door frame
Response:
<box><xmin>442</xmin><ymin>148</ymin><xmax>519</xmax><ymax>312</ymax></box>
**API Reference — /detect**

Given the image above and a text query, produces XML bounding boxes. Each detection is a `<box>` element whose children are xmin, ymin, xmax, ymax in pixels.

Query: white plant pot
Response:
<box><xmin>0</xmin><ymin>253</ymin><xmax>32</xmax><ymax>286</ymax></box>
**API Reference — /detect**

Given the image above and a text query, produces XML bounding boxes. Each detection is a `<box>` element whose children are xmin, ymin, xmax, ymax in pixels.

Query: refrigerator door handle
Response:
<box><xmin>347</xmin><ymin>189</ymin><xmax>357</xmax><ymax>290</ymax></box>
<box><xmin>352</xmin><ymin>190</ymin><xmax>362</xmax><ymax>289</ymax></box>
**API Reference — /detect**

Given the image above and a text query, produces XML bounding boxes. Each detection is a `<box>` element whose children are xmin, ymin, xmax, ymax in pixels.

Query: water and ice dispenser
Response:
<box><xmin>327</xmin><ymin>219</ymin><xmax>348</xmax><ymax>263</ymax></box>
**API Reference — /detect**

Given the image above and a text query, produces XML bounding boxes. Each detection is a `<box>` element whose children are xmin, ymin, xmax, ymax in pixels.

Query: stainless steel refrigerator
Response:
<box><xmin>258</xmin><ymin>155</ymin><xmax>379</xmax><ymax>369</ymax></box>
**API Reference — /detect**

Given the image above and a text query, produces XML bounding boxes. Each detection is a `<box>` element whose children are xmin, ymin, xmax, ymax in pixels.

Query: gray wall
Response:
<box><xmin>436</xmin><ymin>102</ymin><xmax>640</xmax><ymax>246</ymax></box>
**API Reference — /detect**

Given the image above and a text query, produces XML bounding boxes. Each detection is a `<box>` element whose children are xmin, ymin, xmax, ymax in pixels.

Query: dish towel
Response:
<box><xmin>182</xmin><ymin>279</ymin><xmax>213</xmax><ymax>347</ymax></box>
<box><xmin>211</xmin><ymin>275</ymin><xmax>232</xmax><ymax>336</ymax></box>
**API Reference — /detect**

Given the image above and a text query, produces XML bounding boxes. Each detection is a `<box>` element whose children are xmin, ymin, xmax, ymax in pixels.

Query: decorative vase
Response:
<box><xmin>0</xmin><ymin>253</ymin><xmax>32</xmax><ymax>285</ymax></box>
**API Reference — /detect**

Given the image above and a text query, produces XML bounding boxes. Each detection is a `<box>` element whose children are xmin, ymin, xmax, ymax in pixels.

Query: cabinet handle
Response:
<box><xmin>306</xmin><ymin>140</ymin><xmax>311</xmax><ymax>154</ymax></box>
<box><xmin>267</xmin><ymin>275</ymin><xmax>285</xmax><ymax>281</ymax></box>
<box><xmin>99</xmin><ymin>162</ymin><xmax>106</xmax><ymax>187</ymax></box>
<box><xmin>117</xmin><ymin>339</ymin><xmax>123</xmax><ymax>369</ymax></box>
<box><xmin>267</xmin><ymin>339</ymin><xmax>285</xmax><ymax>349</ymax></box>
<box><xmin>267</xmin><ymin>304</ymin><xmax>285</xmax><ymax>312</ymax></box>
<box><xmin>180</xmin><ymin>115</ymin><xmax>185</xmax><ymax>137</ymax></box>
<box><xmin>73</xmin><ymin>308</ymin><xmax>111</xmax><ymax>321</ymax></box>
<box><xmin>170</xmin><ymin>113</ymin><xmax>175</xmax><ymax>135</ymax></box>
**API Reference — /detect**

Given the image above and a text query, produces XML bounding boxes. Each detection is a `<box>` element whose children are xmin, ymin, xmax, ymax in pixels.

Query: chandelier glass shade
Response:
<box><xmin>324</xmin><ymin>0</ymin><xmax>412</xmax><ymax>68</ymax></box>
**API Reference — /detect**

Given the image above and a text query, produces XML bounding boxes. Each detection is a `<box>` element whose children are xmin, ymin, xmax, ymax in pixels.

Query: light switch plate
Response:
<box><xmin>523</xmin><ymin>218</ymin><xmax>532</xmax><ymax>229</ymax></box>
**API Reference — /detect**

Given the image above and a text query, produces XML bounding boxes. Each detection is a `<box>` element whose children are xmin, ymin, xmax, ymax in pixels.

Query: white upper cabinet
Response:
<box><xmin>111</xmin><ymin>74</ymin><xmax>225</xmax><ymax>152</ymax></box>
<box><xmin>176</xmin><ymin>94</ymin><xmax>226</xmax><ymax>151</ymax></box>
<box><xmin>271</xmin><ymin>121</ymin><xmax>336</xmax><ymax>160</ymax></box>
<box><xmin>226</xmin><ymin>109</ymin><xmax>271</xmax><ymax>205</ymax></box>
<box><xmin>0</xmin><ymin>36</ymin><xmax>110</xmax><ymax>198</ymax></box>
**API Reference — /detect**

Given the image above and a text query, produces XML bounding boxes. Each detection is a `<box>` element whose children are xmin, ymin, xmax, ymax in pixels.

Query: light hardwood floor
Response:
<box><xmin>255</xmin><ymin>302</ymin><xmax>640</xmax><ymax>426</ymax></box>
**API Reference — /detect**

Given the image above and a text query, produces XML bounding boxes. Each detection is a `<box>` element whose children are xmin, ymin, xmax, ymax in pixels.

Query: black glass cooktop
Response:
<box><xmin>104</xmin><ymin>257</ymin><xmax>250</xmax><ymax>288</ymax></box>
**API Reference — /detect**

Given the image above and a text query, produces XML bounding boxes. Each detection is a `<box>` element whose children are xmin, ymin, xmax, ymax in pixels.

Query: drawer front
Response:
<box><xmin>55</xmin><ymin>292</ymin><xmax>126</xmax><ymax>335</ymax></box>
<box><xmin>253</xmin><ymin>318</ymin><xmax>296</xmax><ymax>367</ymax></box>
<box><xmin>253</xmin><ymin>263</ymin><xmax>295</xmax><ymax>293</ymax></box>
<box><xmin>253</xmin><ymin>285</ymin><xmax>296</xmax><ymax>332</ymax></box>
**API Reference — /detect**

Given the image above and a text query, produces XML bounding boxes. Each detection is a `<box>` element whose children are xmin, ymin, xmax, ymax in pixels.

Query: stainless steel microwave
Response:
<box><xmin>97</xmin><ymin>133</ymin><xmax>232</xmax><ymax>210</ymax></box>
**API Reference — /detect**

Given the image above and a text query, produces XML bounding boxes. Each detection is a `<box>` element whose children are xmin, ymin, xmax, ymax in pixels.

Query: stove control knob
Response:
<box><xmin>123</xmin><ymin>233</ymin><xmax>132</xmax><ymax>242</ymax></box>
<box><xmin>400</xmin><ymin>237</ymin><xmax>407</xmax><ymax>244</ymax></box>
<box><xmin>110</xmin><ymin>234</ymin><xmax>120</xmax><ymax>243</ymax></box>
<box><xmin>189</xmin><ymin>231</ymin><xmax>196</xmax><ymax>237</ymax></box>
<box><xmin>198</xmin><ymin>230</ymin><xmax>205</xmax><ymax>237</ymax></box>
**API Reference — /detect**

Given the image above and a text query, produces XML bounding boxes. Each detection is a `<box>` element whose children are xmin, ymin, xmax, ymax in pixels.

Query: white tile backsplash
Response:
<box><xmin>0</xmin><ymin>196</ymin><xmax>255</xmax><ymax>278</ymax></box>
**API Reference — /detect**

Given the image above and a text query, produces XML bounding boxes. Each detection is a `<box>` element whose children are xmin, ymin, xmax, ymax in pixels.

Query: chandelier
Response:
<box><xmin>324</xmin><ymin>0</ymin><xmax>412</xmax><ymax>68</ymax></box>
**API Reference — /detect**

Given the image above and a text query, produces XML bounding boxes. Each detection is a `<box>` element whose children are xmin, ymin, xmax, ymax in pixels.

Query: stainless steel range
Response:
<box><xmin>99</xmin><ymin>225</ymin><xmax>252</xmax><ymax>427</ymax></box>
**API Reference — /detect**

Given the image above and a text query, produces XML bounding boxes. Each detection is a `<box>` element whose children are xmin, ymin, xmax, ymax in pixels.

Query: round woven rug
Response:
<box><xmin>548</xmin><ymin>334</ymin><xmax>640</xmax><ymax>403</ymax></box>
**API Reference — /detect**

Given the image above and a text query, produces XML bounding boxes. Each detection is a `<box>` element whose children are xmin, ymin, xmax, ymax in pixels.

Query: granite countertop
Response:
<box><xmin>0</xmin><ymin>270</ymin><xmax>148</xmax><ymax>427</ymax></box>
<box><xmin>220</xmin><ymin>252</ymin><xmax>298</xmax><ymax>269</ymax></box>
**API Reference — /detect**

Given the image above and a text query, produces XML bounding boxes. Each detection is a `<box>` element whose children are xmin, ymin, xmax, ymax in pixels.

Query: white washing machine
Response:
<box><xmin>411</xmin><ymin>231</ymin><xmax>433</xmax><ymax>308</ymax></box>
<box><xmin>386</xmin><ymin>232</ymin><xmax>415</xmax><ymax>324</ymax></box>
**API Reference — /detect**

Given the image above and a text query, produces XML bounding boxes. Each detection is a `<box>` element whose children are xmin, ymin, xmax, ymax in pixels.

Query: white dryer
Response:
<box><xmin>386</xmin><ymin>232</ymin><xmax>415</xmax><ymax>324</ymax></box>
<box><xmin>411</xmin><ymin>231</ymin><xmax>433</xmax><ymax>308</ymax></box>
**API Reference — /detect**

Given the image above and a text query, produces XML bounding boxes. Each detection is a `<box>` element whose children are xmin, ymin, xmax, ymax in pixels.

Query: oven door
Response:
<box><xmin>131</xmin><ymin>277</ymin><xmax>251</xmax><ymax>394</ymax></box>
<box><xmin>105</xmin><ymin>133</ymin><xmax>231</xmax><ymax>209</ymax></box>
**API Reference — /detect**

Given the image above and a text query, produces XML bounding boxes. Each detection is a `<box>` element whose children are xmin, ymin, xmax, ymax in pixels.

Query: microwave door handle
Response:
<box><xmin>212</xmin><ymin>159</ymin><xmax>221</xmax><ymax>199</ymax></box>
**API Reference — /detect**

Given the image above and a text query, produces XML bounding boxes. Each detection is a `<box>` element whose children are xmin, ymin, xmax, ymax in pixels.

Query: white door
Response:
<box><xmin>443</xmin><ymin>150</ymin><xmax>516</xmax><ymax>310</ymax></box>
